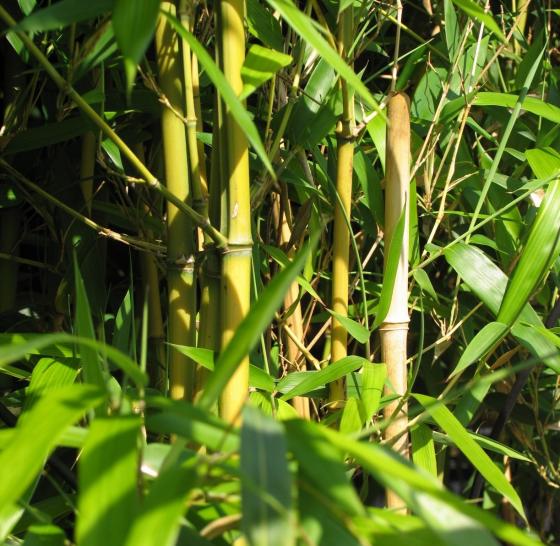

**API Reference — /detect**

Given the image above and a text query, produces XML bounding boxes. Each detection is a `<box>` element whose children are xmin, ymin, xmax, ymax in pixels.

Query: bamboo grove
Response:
<box><xmin>0</xmin><ymin>0</ymin><xmax>560</xmax><ymax>544</ymax></box>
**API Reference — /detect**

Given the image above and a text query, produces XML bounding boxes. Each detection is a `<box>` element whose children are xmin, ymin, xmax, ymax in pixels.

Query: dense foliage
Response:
<box><xmin>0</xmin><ymin>0</ymin><xmax>559</xmax><ymax>545</ymax></box>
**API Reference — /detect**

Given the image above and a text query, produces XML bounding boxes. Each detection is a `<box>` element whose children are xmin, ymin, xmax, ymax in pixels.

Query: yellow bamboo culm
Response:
<box><xmin>155</xmin><ymin>3</ymin><xmax>196</xmax><ymax>402</ymax></box>
<box><xmin>219</xmin><ymin>0</ymin><xmax>251</xmax><ymax>424</ymax></box>
<box><xmin>381</xmin><ymin>92</ymin><xmax>411</xmax><ymax>511</ymax></box>
<box><xmin>329</xmin><ymin>6</ymin><xmax>355</xmax><ymax>408</ymax></box>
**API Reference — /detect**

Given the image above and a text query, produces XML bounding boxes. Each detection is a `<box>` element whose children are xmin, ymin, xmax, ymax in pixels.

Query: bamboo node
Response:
<box><xmin>222</xmin><ymin>242</ymin><xmax>252</xmax><ymax>256</ymax></box>
<box><xmin>168</xmin><ymin>253</ymin><xmax>195</xmax><ymax>273</ymax></box>
<box><xmin>379</xmin><ymin>321</ymin><xmax>409</xmax><ymax>332</ymax></box>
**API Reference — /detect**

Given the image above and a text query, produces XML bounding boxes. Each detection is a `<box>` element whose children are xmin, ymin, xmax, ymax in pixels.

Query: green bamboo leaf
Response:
<box><xmin>22</xmin><ymin>524</ymin><xmax>65</xmax><ymax>546</ymax></box>
<box><xmin>241</xmin><ymin>406</ymin><xmax>294</xmax><ymax>546</ymax></box>
<box><xmin>285</xmin><ymin>420</ymin><xmax>365</xmax><ymax>518</ymax></box>
<box><xmin>525</xmin><ymin>148</ymin><xmax>560</xmax><ymax>180</ymax></box>
<box><xmin>164</xmin><ymin>11</ymin><xmax>275</xmax><ymax>177</ymax></box>
<box><xmin>497</xmin><ymin>179</ymin><xmax>560</xmax><ymax>326</ymax></box>
<box><xmin>280</xmin><ymin>356</ymin><xmax>366</xmax><ymax>401</ymax></box>
<box><xmin>146</xmin><ymin>396</ymin><xmax>239</xmax><ymax>453</ymax></box>
<box><xmin>411</xmin><ymin>424</ymin><xmax>438</xmax><ymax>478</ymax></box>
<box><xmin>413</xmin><ymin>393</ymin><xmax>525</xmax><ymax>520</ymax></box>
<box><xmin>360</xmin><ymin>362</ymin><xmax>387</xmax><ymax>422</ymax></box>
<box><xmin>450</xmin><ymin>0</ymin><xmax>506</xmax><ymax>42</ymax></box>
<box><xmin>339</xmin><ymin>397</ymin><xmax>364</xmax><ymax>434</ymax></box>
<box><xmin>0</xmin><ymin>332</ymin><xmax>147</xmax><ymax>387</ymax></box>
<box><xmin>246</xmin><ymin>0</ymin><xmax>283</xmax><ymax>50</ymax></box>
<box><xmin>169</xmin><ymin>344</ymin><xmax>275</xmax><ymax>392</ymax></box>
<box><xmin>0</xmin><ymin>385</ymin><xmax>105</xmax><ymax>510</ymax></box>
<box><xmin>241</xmin><ymin>44</ymin><xmax>292</xmax><ymax>100</ymax></box>
<box><xmin>76</xmin><ymin>416</ymin><xmax>141</xmax><ymax>546</ymax></box>
<box><xmin>444</xmin><ymin>0</ymin><xmax>460</xmax><ymax>61</ymax></box>
<box><xmin>442</xmin><ymin>92</ymin><xmax>560</xmax><ymax>124</ymax></box>
<box><xmin>113</xmin><ymin>0</ymin><xmax>160</xmax><ymax>94</ymax></box>
<box><xmin>318</xmin><ymin>424</ymin><xmax>540</xmax><ymax>546</ymax></box>
<box><xmin>451</xmin><ymin>322</ymin><xmax>509</xmax><ymax>377</ymax></box>
<box><xmin>327</xmin><ymin>310</ymin><xmax>369</xmax><ymax>344</ymax></box>
<box><xmin>444</xmin><ymin>242</ymin><xmax>560</xmax><ymax>372</ymax></box>
<box><xmin>432</xmin><ymin>431</ymin><xmax>531</xmax><ymax>462</ymax></box>
<box><xmin>16</xmin><ymin>0</ymin><xmax>114</xmax><ymax>31</ymax></box>
<box><xmin>373</xmin><ymin>204</ymin><xmax>407</xmax><ymax>329</ymax></box>
<box><xmin>413</xmin><ymin>269</ymin><xmax>439</xmax><ymax>302</ymax></box>
<box><xmin>199</xmin><ymin>237</ymin><xmax>316</xmax><ymax>410</ymax></box>
<box><xmin>265</xmin><ymin>0</ymin><xmax>383</xmax><ymax>116</ymax></box>
<box><xmin>123</xmin><ymin>455</ymin><xmax>202</xmax><ymax>546</ymax></box>
<box><xmin>74</xmin><ymin>254</ymin><xmax>105</xmax><ymax>392</ymax></box>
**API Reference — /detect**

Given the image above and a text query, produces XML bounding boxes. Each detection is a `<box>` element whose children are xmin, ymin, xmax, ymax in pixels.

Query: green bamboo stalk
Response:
<box><xmin>79</xmin><ymin>131</ymin><xmax>96</xmax><ymax>217</ymax></box>
<box><xmin>218</xmin><ymin>0</ymin><xmax>252</xmax><ymax>424</ymax></box>
<box><xmin>0</xmin><ymin>4</ymin><xmax>227</xmax><ymax>249</ymax></box>
<box><xmin>381</xmin><ymin>92</ymin><xmax>411</xmax><ymax>511</ymax></box>
<box><xmin>329</xmin><ymin>6</ymin><xmax>355</xmax><ymax>408</ymax></box>
<box><xmin>155</xmin><ymin>2</ymin><xmax>196</xmax><ymax>402</ymax></box>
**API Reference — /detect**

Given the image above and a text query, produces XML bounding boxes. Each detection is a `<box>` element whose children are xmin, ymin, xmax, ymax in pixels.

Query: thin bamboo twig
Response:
<box><xmin>381</xmin><ymin>92</ymin><xmax>411</xmax><ymax>511</ymax></box>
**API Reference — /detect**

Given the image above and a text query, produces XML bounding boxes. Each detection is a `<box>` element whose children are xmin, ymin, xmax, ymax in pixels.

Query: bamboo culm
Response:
<box><xmin>381</xmin><ymin>92</ymin><xmax>411</xmax><ymax>511</ymax></box>
<box><xmin>155</xmin><ymin>3</ymin><xmax>196</xmax><ymax>402</ymax></box>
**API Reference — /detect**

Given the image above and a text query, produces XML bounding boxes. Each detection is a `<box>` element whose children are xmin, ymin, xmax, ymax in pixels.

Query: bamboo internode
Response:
<box><xmin>381</xmin><ymin>92</ymin><xmax>411</xmax><ymax>510</ymax></box>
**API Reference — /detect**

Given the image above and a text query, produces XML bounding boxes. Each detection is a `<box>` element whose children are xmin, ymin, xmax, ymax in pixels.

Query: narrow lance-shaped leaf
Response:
<box><xmin>241</xmin><ymin>406</ymin><xmax>294</xmax><ymax>546</ymax></box>
<box><xmin>413</xmin><ymin>393</ymin><xmax>526</xmax><ymax>520</ymax></box>
<box><xmin>76</xmin><ymin>416</ymin><xmax>141</xmax><ymax>546</ymax></box>
<box><xmin>497</xmin><ymin>178</ymin><xmax>560</xmax><ymax>326</ymax></box>
<box><xmin>113</xmin><ymin>0</ymin><xmax>160</xmax><ymax>94</ymax></box>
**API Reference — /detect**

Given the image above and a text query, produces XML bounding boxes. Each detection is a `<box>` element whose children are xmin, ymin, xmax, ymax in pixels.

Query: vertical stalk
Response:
<box><xmin>381</xmin><ymin>92</ymin><xmax>411</xmax><ymax>510</ymax></box>
<box><xmin>272</xmin><ymin>195</ymin><xmax>310</xmax><ymax>418</ymax></box>
<box><xmin>155</xmin><ymin>2</ymin><xmax>196</xmax><ymax>401</ymax></box>
<box><xmin>80</xmin><ymin>131</ymin><xmax>96</xmax><ymax>216</ymax></box>
<box><xmin>329</xmin><ymin>6</ymin><xmax>355</xmax><ymax>408</ymax></box>
<box><xmin>218</xmin><ymin>0</ymin><xmax>252</xmax><ymax>423</ymax></box>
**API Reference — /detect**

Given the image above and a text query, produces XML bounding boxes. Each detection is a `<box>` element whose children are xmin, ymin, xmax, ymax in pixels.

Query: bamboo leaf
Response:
<box><xmin>450</xmin><ymin>0</ymin><xmax>506</xmax><ymax>42</ymax></box>
<box><xmin>444</xmin><ymin>242</ymin><xmax>560</xmax><ymax>372</ymax></box>
<box><xmin>123</xmin><ymin>455</ymin><xmax>202</xmax><ymax>546</ymax></box>
<box><xmin>0</xmin><ymin>385</ymin><xmax>105</xmax><ymax>511</ymax></box>
<box><xmin>497</xmin><ymin>179</ymin><xmax>560</xmax><ymax>326</ymax></box>
<box><xmin>360</xmin><ymin>362</ymin><xmax>387</xmax><ymax>422</ymax></box>
<box><xmin>339</xmin><ymin>396</ymin><xmax>364</xmax><ymax>434</ymax></box>
<box><xmin>285</xmin><ymin>420</ymin><xmax>364</xmax><ymax>517</ymax></box>
<box><xmin>327</xmin><ymin>310</ymin><xmax>369</xmax><ymax>344</ymax></box>
<box><xmin>241</xmin><ymin>44</ymin><xmax>292</xmax><ymax>100</ymax></box>
<box><xmin>451</xmin><ymin>322</ymin><xmax>509</xmax><ymax>377</ymax></box>
<box><xmin>199</xmin><ymin>237</ymin><xmax>316</xmax><ymax>410</ymax></box>
<box><xmin>74</xmin><ymin>254</ymin><xmax>105</xmax><ymax>392</ymax></box>
<box><xmin>411</xmin><ymin>425</ymin><xmax>438</xmax><ymax>478</ymax></box>
<box><xmin>265</xmin><ymin>0</ymin><xmax>383</xmax><ymax>116</ymax></box>
<box><xmin>373</xmin><ymin>204</ymin><xmax>407</xmax><ymax>329</ymax></box>
<box><xmin>0</xmin><ymin>332</ymin><xmax>147</xmax><ymax>387</ymax></box>
<box><xmin>413</xmin><ymin>393</ymin><xmax>525</xmax><ymax>519</ymax></box>
<box><xmin>241</xmin><ymin>406</ymin><xmax>294</xmax><ymax>546</ymax></box>
<box><xmin>318</xmin><ymin>424</ymin><xmax>540</xmax><ymax>546</ymax></box>
<box><xmin>525</xmin><ymin>148</ymin><xmax>560</xmax><ymax>180</ymax></box>
<box><xmin>76</xmin><ymin>416</ymin><xmax>141</xmax><ymax>546</ymax></box>
<box><xmin>22</xmin><ymin>524</ymin><xmax>65</xmax><ymax>546</ymax></box>
<box><xmin>281</xmin><ymin>356</ymin><xmax>366</xmax><ymax>401</ymax></box>
<box><xmin>113</xmin><ymin>0</ymin><xmax>160</xmax><ymax>94</ymax></box>
<box><xmin>164</xmin><ymin>11</ymin><xmax>275</xmax><ymax>177</ymax></box>
<box><xmin>16</xmin><ymin>0</ymin><xmax>114</xmax><ymax>31</ymax></box>
<box><xmin>169</xmin><ymin>344</ymin><xmax>275</xmax><ymax>392</ymax></box>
